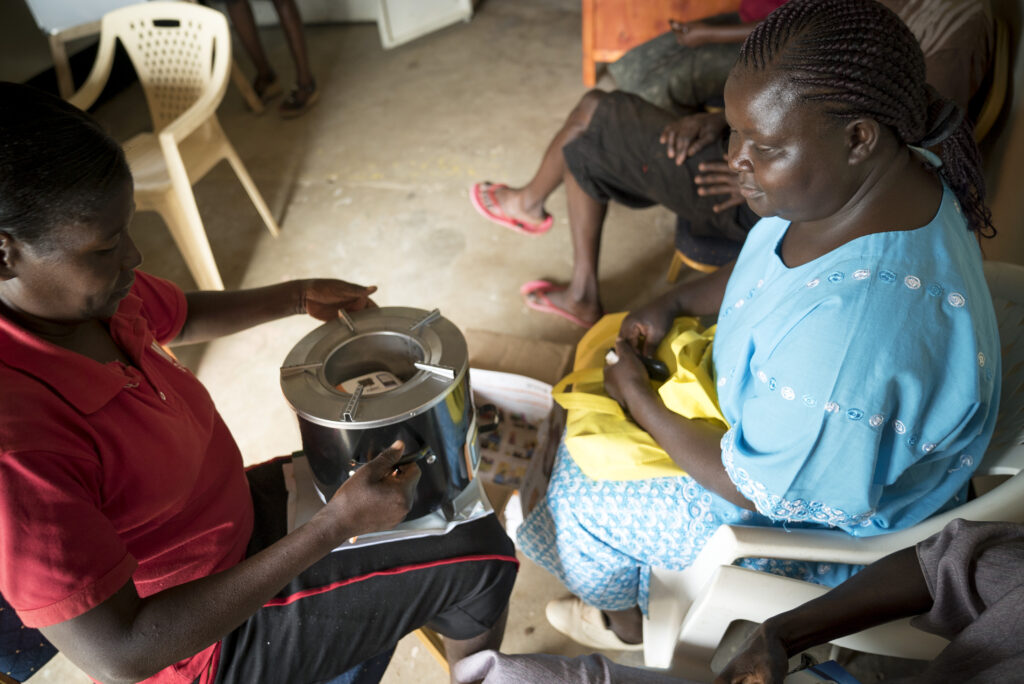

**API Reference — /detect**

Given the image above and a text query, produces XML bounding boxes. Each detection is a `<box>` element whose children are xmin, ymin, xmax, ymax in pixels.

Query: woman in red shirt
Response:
<box><xmin>0</xmin><ymin>82</ymin><xmax>516</xmax><ymax>684</ymax></box>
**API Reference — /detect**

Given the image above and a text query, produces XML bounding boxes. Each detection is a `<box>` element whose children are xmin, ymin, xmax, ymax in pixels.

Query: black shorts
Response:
<box><xmin>207</xmin><ymin>458</ymin><xmax>518</xmax><ymax>684</ymax></box>
<box><xmin>563</xmin><ymin>91</ymin><xmax>759</xmax><ymax>266</ymax></box>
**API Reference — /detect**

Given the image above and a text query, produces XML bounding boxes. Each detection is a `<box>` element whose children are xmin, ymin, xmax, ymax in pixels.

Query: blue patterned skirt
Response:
<box><xmin>518</xmin><ymin>440</ymin><xmax>858</xmax><ymax>614</ymax></box>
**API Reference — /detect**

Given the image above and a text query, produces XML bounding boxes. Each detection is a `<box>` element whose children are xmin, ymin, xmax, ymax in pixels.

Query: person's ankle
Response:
<box><xmin>602</xmin><ymin>610</ymin><xmax>642</xmax><ymax>644</ymax></box>
<box><xmin>517</xmin><ymin>193</ymin><xmax>547</xmax><ymax>220</ymax></box>
<box><xmin>254</xmin><ymin>70</ymin><xmax>277</xmax><ymax>86</ymax></box>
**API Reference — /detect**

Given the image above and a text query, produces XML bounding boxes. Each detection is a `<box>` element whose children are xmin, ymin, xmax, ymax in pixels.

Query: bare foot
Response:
<box><xmin>279</xmin><ymin>79</ymin><xmax>319</xmax><ymax>118</ymax></box>
<box><xmin>252</xmin><ymin>71</ymin><xmax>281</xmax><ymax>103</ymax></box>
<box><xmin>492</xmin><ymin>185</ymin><xmax>549</xmax><ymax>228</ymax></box>
<box><xmin>544</xmin><ymin>286</ymin><xmax>602</xmax><ymax>327</ymax></box>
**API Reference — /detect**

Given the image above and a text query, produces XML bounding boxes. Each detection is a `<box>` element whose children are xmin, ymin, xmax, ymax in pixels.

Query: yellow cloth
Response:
<box><xmin>551</xmin><ymin>313</ymin><xmax>726</xmax><ymax>481</ymax></box>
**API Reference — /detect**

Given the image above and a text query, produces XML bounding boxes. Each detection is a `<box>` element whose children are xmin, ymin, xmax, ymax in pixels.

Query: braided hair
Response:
<box><xmin>0</xmin><ymin>82</ymin><xmax>130</xmax><ymax>252</ymax></box>
<box><xmin>738</xmin><ymin>0</ymin><xmax>994</xmax><ymax>237</ymax></box>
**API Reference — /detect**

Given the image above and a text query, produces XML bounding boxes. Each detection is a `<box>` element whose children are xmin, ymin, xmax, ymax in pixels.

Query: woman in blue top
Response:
<box><xmin>518</xmin><ymin>0</ymin><xmax>1000</xmax><ymax>650</ymax></box>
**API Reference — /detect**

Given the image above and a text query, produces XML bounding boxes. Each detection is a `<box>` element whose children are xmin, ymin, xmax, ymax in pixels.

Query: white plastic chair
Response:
<box><xmin>68</xmin><ymin>2</ymin><xmax>280</xmax><ymax>290</ymax></box>
<box><xmin>643</xmin><ymin>261</ymin><xmax>1024</xmax><ymax>682</ymax></box>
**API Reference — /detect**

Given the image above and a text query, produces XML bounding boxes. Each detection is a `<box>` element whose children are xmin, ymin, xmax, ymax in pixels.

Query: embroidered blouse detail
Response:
<box><xmin>722</xmin><ymin>430</ymin><xmax>875</xmax><ymax>527</ymax></box>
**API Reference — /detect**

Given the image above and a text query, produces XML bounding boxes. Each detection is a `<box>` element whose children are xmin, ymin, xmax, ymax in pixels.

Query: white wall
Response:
<box><xmin>0</xmin><ymin>0</ymin><xmax>379</xmax><ymax>85</ymax></box>
<box><xmin>235</xmin><ymin>0</ymin><xmax>378</xmax><ymax>26</ymax></box>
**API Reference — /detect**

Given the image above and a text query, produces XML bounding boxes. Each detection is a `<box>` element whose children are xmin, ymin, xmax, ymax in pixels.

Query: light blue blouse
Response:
<box><xmin>713</xmin><ymin>186</ymin><xmax>1000</xmax><ymax>536</ymax></box>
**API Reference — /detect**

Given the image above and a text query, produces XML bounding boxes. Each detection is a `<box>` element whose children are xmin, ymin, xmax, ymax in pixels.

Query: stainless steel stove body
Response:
<box><xmin>280</xmin><ymin>307</ymin><xmax>478</xmax><ymax>523</ymax></box>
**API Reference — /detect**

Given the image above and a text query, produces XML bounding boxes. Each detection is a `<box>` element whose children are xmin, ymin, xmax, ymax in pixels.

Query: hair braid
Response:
<box><xmin>738</xmin><ymin>0</ymin><xmax>994</xmax><ymax>237</ymax></box>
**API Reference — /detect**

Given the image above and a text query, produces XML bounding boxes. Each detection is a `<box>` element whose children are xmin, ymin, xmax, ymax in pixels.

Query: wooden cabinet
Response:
<box><xmin>581</xmin><ymin>0</ymin><xmax>741</xmax><ymax>86</ymax></box>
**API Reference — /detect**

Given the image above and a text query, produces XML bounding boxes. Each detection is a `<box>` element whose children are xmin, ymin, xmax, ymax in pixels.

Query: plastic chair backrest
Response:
<box><xmin>101</xmin><ymin>2</ymin><xmax>229</xmax><ymax>132</ymax></box>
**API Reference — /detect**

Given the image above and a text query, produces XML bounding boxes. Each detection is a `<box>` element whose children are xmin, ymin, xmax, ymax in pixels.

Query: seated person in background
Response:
<box><xmin>453</xmin><ymin>518</ymin><xmax>1024</xmax><ymax>684</ymax></box>
<box><xmin>0</xmin><ymin>83</ymin><xmax>516</xmax><ymax>684</ymax></box>
<box><xmin>471</xmin><ymin>0</ymin><xmax>991</xmax><ymax>328</ymax></box>
<box><xmin>607</xmin><ymin>0</ymin><xmax>787</xmax><ymax>115</ymax></box>
<box><xmin>516</xmin><ymin>0</ymin><xmax>999</xmax><ymax>653</ymax></box>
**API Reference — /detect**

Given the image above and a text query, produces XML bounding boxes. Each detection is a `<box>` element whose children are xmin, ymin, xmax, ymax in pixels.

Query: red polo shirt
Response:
<box><xmin>0</xmin><ymin>271</ymin><xmax>252</xmax><ymax>683</ymax></box>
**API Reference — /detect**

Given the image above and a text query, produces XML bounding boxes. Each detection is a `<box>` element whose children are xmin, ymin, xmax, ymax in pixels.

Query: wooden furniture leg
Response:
<box><xmin>413</xmin><ymin>628</ymin><xmax>449</xmax><ymax>672</ymax></box>
<box><xmin>582</xmin><ymin>0</ymin><xmax>596</xmax><ymax>86</ymax></box>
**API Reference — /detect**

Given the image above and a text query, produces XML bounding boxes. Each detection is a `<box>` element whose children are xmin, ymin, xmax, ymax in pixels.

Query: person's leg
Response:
<box><xmin>271</xmin><ymin>0</ymin><xmax>318</xmax><ymax>114</ymax></box>
<box><xmin>607</xmin><ymin>31</ymin><xmax>692</xmax><ymax>113</ymax></box>
<box><xmin>521</xmin><ymin>92</ymin><xmax>675</xmax><ymax>325</ymax></box>
<box><xmin>666</xmin><ymin>41</ymin><xmax>744</xmax><ymax>112</ymax></box>
<box><xmin>489</xmin><ymin>90</ymin><xmax>607</xmax><ymax>227</ymax></box>
<box><xmin>216</xmin><ymin>462</ymin><xmax>517</xmax><ymax>684</ymax></box>
<box><xmin>603</xmin><ymin>606</ymin><xmax>643</xmax><ymax>644</ymax></box>
<box><xmin>214</xmin><ymin>514</ymin><xmax>516</xmax><ymax>683</ymax></box>
<box><xmin>442</xmin><ymin>605</ymin><xmax>508</xmax><ymax>671</ymax></box>
<box><xmin>224</xmin><ymin>0</ymin><xmax>278</xmax><ymax>98</ymax></box>
<box><xmin>538</xmin><ymin>171</ymin><xmax>608</xmax><ymax>326</ymax></box>
<box><xmin>518</xmin><ymin>444</ymin><xmax>648</xmax><ymax>615</ymax></box>
<box><xmin>519</xmin><ymin>438</ymin><xmax>764</xmax><ymax>648</ymax></box>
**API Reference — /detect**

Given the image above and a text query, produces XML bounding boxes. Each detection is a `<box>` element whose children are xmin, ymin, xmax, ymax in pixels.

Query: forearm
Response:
<box><xmin>763</xmin><ymin>547</ymin><xmax>932</xmax><ymax>656</ymax></box>
<box><xmin>622</xmin><ymin>382</ymin><xmax>751</xmax><ymax>509</ymax></box>
<box><xmin>43</xmin><ymin>509</ymin><xmax>354</xmax><ymax>684</ymax></box>
<box><xmin>703</xmin><ymin>22</ymin><xmax>757</xmax><ymax>44</ymax></box>
<box><xmin>174</xmin><ymin>280</ymin><xmax>308</xmax><ymax>345</ymax></box>
<box><xmin>664</xmin><ymin>260</ymin><xmax>735</xmax><ymax>318</ymax></box>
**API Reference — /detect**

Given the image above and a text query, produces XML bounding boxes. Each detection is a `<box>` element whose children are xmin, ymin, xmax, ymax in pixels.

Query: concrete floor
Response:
<box><xmin>29</xmin><ymin>1</ymin><xmax>672</xmax><ymax>682</ymax></box>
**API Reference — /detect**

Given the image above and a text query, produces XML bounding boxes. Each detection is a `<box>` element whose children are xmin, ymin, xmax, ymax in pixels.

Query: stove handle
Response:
<box><xmin>395</xmin><ymin>444</ymin><xmax>433</xmax><ymax>467</ymax></box>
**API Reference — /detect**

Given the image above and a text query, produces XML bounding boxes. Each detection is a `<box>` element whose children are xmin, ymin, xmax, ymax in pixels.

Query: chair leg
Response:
<box><xmin>666</xmin><ymin>251</ymin><xmax>685</xmax><ymax>283</ymax></box>
<box><xmin>413</xmin><ymin>627</ymin><xmax>449</xmax><ymax>673</ymax></box>
<box><xmin>668</xmin><ymin>250</ymin><xmax>719</xmax><ymax>283</ymax></box>
<box><xmin>231</xmin><ymin>59</ymin><xmax>264</xmax><ymax>114</ymax></box>
<box><xmin>155</xmin><ymin>142</ymin><xmax>225</xmax><ymax>290</ymax></box>
<box><xmin>151</xmin><ymin>189</ymin><xmax>225</xmax><ymax>291</ymax></box>
<box><xmin>222</xmin><ymin>142</ymin><xmax>281</xmax><ymax>238</ymax></box>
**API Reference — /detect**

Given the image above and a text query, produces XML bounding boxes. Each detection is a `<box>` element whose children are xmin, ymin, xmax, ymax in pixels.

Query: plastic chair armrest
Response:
<box><xmin>701</xmin><ymin>472</ymin><xmax>1024</xmax><ymax>569</ymax></box>
<box><xmin>159</xmin><ymin>86</ymin><xmax>225</xmax><ymax>144</ymax></box>
<box><xmin>66</xmin><ymin>27</ymin><xmax>117</xmax><ymax>110</ymax></box>
<box><xmin>711</xmin><ymin>525</ymin><xmax>906</xmax><ymax>566</ymax></box>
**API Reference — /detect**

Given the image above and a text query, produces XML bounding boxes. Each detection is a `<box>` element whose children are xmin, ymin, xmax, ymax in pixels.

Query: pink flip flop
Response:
<box><xmin>520</xmin><ymin>280</ymin><xmax>593</xmax><ymax>328</ymax></box>
<box><xmin>470</xmin><ymin>182</ymin><xmax>554</xmax><ymax>236</ymax></box>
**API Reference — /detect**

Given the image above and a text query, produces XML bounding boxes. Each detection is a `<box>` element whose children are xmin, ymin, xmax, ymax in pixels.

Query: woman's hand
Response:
<box><xmin>300</xmin><ymin>279</ymin><xmax>378</xmax><ymax>321</ymax></box>
<box><xmin>713</xmin><ymin>623</ymin><xmax>789</xmax><ymax>684</ymax></box>
<box><xmin>660</xmin><ymin>111</ymin><xmax>727</xmax><ymax>165</ymax></box>
<box><xmin>604</xmin><ymin>339</ymin><xmax>658</xmax><ymax>412</ymax></box>
<box><xmin>318</xmin><ymin>441</ymin><xmax>420</xmax><ymax>543</ymax></box>
<box><xmin>694</xmin><ymin>158</ymin><xmax>745</xmax><ymax>213</ymax></box>
<box><xmin>620</xmin><ymin>300</ymin><xmax>677</xmax><ymax>358</ymax></box>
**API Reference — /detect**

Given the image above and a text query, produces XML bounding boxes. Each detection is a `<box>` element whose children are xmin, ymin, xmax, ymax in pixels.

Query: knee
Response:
<box><xmin>568</xmin><ymin>89</ymin><xmax>606</xmax><ymax>129</ymax></box>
